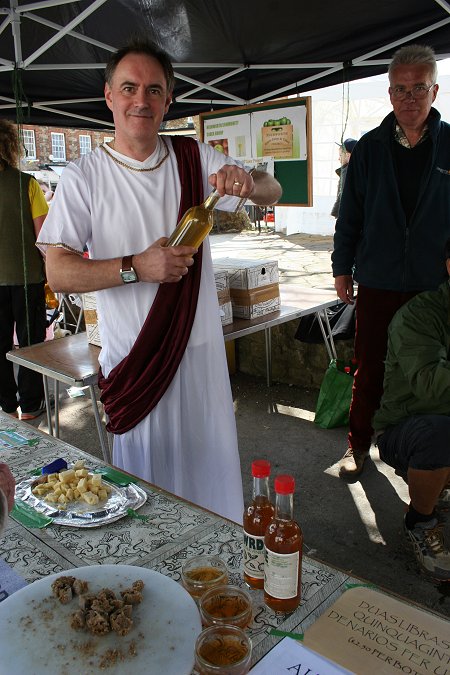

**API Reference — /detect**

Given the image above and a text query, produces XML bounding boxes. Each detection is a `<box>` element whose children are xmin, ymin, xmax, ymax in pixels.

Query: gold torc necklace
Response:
<box><xmin>100</xmin><ymin>136</ymin><xmax>170</xmax><ymax>172</ymax></box>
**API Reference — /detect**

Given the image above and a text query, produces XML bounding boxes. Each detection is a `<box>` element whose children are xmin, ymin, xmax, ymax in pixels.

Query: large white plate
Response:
<box><xmin>0</xmin><ymin>565</ymin><xmax>201</xmax><ymax>675</ymax></box>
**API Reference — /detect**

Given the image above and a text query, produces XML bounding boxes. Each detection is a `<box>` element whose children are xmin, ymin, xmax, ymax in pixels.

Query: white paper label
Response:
<box><xmin>243</xmin><ymin>530</ymin><xmax>265</xmax><ymax>579</ymax></box>
<box><xmin>264</xmin><ymin>548</ymin><xmax>299</xmax><ymax>599</ymax></box>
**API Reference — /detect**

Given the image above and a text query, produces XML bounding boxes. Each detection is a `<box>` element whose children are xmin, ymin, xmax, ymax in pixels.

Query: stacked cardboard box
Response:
<box><xmin>213</xmin><ymin>258</ymin><xmax>280</xmax><ymax>319</ymax></box>
<box><xmin>214</xmin><ymin>269</ymin><xmax>233</xmax><ymax>326</ymax></box>
<box><xmin>82</xmin><ymin>292</ymin><xmax>101</xmax><ymax>347</ymax></box>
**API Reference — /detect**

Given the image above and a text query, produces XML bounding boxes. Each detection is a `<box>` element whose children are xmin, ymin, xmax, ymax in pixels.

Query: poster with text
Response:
<box><xmin>251</xmin><ymin>106</ymin><xmax>307</xmax><ymax>160</ymax></box>
<box><xmin>203</xmin><ymin>113</ymin><xmax>252</xmax><ymax>159</ymax></box>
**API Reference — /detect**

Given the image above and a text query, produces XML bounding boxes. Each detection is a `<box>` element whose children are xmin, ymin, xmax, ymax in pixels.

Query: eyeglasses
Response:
<box><xmin>390</xmin><ymin>84</ymin><xmax>435</xmax><ymax>100</ymax></box>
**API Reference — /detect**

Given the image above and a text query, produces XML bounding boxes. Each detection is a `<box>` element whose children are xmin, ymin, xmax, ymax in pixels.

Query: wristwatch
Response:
<box><xmin>120</xmin><ymin>255</ymin><xmax>139</xmax><ymax>284</ymax></box>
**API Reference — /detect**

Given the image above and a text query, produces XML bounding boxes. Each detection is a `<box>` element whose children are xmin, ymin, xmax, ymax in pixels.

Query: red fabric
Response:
<box><xmin>98</xmin><ymin>137</ymin><xmax>204</xmax><ymax>434</ymax></box>
<box><xmin>348</xmin><ymin>284</ymin><xmax>420</xmax><ymax>452</ymax></box>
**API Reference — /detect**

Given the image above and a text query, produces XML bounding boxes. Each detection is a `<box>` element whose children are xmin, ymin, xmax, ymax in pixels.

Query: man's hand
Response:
<box><xmin>208</xmin><ymin>165</ymin><xmax>282</xmax><ymax>206</ymax></box>
<box><xmin>133</xmin><ymin>238</ymin><xmax>197</xmax><ymax>284</ymax></box>
<box><xmin>335</xmin><ymin>275</ymin><xmax>355</xmax><ymax>304</ymax></box>
<box><xmin>208</xmin><ymin>165</ymin><xmax>254</xmax><ymax>199</ymax></box>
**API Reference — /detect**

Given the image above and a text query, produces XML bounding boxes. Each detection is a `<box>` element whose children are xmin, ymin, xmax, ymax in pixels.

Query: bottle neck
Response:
<box><xmin>252</xmin><ymin>476</ymin><xmax>270</xmax><ymax>501</ymax></box>
<box><xmin>203</xmin><ymin>190</ymin><xmax>221</xmax><ymax>210</ymax></box>
<box><xmin>275</xmin><ymin>492</ymin><xmax>294</xmax><ymax>521</ymax></box>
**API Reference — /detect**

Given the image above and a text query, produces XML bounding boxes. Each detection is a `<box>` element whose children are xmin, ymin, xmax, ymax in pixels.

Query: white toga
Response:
<box><xmin>37</xmin><ymin>138</ymin><xmax>244</xmax><ymax>523</ymax></box>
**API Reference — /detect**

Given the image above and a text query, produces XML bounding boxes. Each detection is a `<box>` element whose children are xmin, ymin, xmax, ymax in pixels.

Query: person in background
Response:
<box><xmin>332</xmin><ymin>44</ymin><xmax>450</xmax><ymax>478</ymax></box>
<box><xmin>0</xmin><ymin>120</ymin><xmax>49</xmax><ymax>421</ymax></box>
<box><xmin>37</xmin><ymin>38</ymin><xmax>282</xmax><ymax>523</ymax></box>
<box><xmin>373</xmin><ymin>239</ymin><xmax>450</xmax><ymax>581</ymax></box>
<box><xmin>330</xmin><ymin>138</ymin><xmax>357</xmax><ymax>220</ymax></box>
<box><xmin>0</xmin><ymin>462</ymin><xmax>15</xmax><ymax>535</ymax></box>
<box><xmin>38</xmin><ymin>181</ymin><xmax>54</xmax><ymax>204</ymax></box>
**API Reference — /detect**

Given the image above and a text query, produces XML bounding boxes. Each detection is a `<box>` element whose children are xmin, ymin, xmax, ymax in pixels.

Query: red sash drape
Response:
<box><xmin>98</xmin><ymin>136</ymin><xmax>204</xmax><ymax>434</ymax></box>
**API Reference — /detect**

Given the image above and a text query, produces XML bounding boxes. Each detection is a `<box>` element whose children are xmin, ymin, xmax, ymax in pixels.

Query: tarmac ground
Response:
<box><xmin>19</xmin><ymin>228</ymin><xmax>450</xmax><ymax>619</ymax></box>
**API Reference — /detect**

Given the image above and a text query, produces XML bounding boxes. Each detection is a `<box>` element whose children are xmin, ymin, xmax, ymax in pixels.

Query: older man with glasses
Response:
<box><xmin>332</xmin><ymin>44</ymin><xmax>450</xmax><ymax>478</ymax></box>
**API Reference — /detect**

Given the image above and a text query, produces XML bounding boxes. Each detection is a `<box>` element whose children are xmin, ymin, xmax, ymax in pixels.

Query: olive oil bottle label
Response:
<box><xmin>264</xmin><ymin>548</ymin><xmax>299</xmax><ymax>599</ymax></box>
<box><xmin>243</xmin><ymin>531</ymin><xmax>265</xmax><ymax>579</ymax></box>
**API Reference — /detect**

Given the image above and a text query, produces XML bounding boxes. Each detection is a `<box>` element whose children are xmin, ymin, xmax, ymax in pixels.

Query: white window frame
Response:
<box><xmin>51</xmin><ymin>132</ymin><xmax>66</xmax><ymax>161</ymax></box>
<box><xmin>79</xmin><ymin>134</ymin><xmax>92</xmax><ymax>156</ymax></box>
<box><xmin>103</xmin><ymin>136</ymin><xmax>114</xmax><ymax>144</ymax></box>
<box><xmin>22</xmin><ymin>129</ymin><xmax>36</xmax><ymax>160</ymax></box>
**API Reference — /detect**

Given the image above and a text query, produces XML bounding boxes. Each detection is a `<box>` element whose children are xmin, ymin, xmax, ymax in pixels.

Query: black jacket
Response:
<box><xmin>332</xmin><ymin>108</ymin><xmax>450</xmax><ymax>291</ymax></box>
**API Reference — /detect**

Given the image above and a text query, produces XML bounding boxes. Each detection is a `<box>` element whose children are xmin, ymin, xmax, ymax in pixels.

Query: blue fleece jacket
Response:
<box><xmin>331</xmin><ymin>108</ymin><xmax>450</xmax><ymax>291</ymax></box>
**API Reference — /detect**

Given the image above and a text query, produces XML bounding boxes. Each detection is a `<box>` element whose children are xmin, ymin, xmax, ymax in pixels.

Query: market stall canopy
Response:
<box><xmin>1</xmin><ymin>0</ymin><xmax>450</xmax><ymax>129</ymax></box>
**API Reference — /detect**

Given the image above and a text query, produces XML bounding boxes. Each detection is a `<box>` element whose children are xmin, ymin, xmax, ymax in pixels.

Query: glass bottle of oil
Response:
<box><xmin>243</xmin><ymin>459</ymin><xmax>275</xmax><ymax>589</ymax></box>
<box><xmin>264</xmin><ymin>474</ymin><xmax>303</xmax><ymax>613</ymax></box>
<box><xmin>166</xmin><ymin>191</ymin><xmax>221</xmax><ymax>247</ymax></box>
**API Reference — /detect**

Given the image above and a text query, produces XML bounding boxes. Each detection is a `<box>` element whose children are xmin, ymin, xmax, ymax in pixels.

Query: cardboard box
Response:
<box><xmin>214</xmin><ymin>269</ymin><xmax>233</xmax><ymax>326</ymax></box>
<box><xmin>82</xmin><ymin>292</ymin><xmax>101</xmax><ymax>347</ymax></box>
<box><xmin>213</xmin><ymin>258</ymin><xmax>280</xmax><ymax>319</ymax></box>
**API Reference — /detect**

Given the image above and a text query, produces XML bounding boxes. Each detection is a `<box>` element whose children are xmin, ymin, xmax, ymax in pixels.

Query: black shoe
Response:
<box><xmin>20</xmin><ymin>395</ymin><xmax>55</xmax><ymax>421</ymax></box>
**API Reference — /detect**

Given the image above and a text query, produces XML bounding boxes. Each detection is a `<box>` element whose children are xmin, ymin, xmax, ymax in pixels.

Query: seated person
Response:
<box><xmin>373</xmin><ymin>239</ymin><xmax>450</xmax><ymax>582</ymax></box>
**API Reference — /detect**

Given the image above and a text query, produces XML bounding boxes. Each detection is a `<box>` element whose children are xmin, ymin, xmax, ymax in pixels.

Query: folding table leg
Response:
<box><xmin>316</xmin><ymin>310</ymin><xmax>338</xmax><ymax>361</ymax></box>
<box><xmin>88</xmin><ymin>385</ymin><xmax>110</xmax><ymax>463</ymax></box>
<box><xmin>43</xmin><ymin>375</ymin><xmax>54</xmax><ymax>436</ymax></box>
<box><xmin>265</xmin><ymin>326</ymin><xmax>272</xmax><ymax>387</ymax></box>
<box><xmin>53</xmin><ymin>380</ymin><xmax>60</xmax><ymax>437</ymax></box>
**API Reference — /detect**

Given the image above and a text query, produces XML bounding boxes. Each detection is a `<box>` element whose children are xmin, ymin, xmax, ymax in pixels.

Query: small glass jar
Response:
<box><xmin>195</xmin><ymin>625</ymin><xmax>252</xmax><ymax>675</ymax></box>
<box><xmin>181</xmin><ymin>555</ymin><xmax>228</xmax><ymax>600</ymax></box>
<box><xmin>199</xmin><ymin>584</ymin><xmax>253</xmax><ymax>629</ymax></box>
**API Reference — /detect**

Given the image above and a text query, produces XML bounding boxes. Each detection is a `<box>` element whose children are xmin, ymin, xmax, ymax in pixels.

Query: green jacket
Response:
<box><xmin>373</xmin><ymin>280</ymin><xmax>450</xmax><ymax>431</ymax></box>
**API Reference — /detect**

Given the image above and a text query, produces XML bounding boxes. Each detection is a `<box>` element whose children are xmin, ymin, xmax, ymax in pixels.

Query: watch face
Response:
<box><xmin>121</xmin><ymin>270</ymin><xmax>137</xmax><ymax>283</ymax></box>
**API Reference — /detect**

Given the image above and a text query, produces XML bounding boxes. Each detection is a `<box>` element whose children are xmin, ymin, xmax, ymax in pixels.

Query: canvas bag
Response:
<box><xmin>314</xmin><ymin>358</ymin><xmax>356</xmax><ymax>429</ymax></box>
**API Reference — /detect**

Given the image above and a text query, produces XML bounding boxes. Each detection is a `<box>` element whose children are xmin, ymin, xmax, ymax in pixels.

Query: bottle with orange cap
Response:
<box><xmin>243</xmin><ymin>459</ymin><xmax>275</xmax><ymax>589</ymax></box>
<box><xmin>264</xmin><ymin>474</ymin><xmax>303</xmax><ymax>613</ymax></box>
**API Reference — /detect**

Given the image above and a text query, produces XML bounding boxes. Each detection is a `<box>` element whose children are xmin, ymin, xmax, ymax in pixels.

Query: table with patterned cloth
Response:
<box><xmin>0</xmin><ymin>411</ymin><xmax>356</xmax><ymax>669</ymax></box>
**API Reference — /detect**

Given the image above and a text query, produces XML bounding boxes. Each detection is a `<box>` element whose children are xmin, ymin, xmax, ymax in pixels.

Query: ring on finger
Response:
<box><xmin>233</xmin><ymin>181</ymin><xmax>242</xmax><ymax>186</ymax></box>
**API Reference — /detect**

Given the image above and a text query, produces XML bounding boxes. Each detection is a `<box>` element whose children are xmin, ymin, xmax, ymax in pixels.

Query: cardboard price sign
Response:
<box><xmin>304</xmin><ymin>587</ymin><xmax>450</xmax><ymax>675</ymax></box>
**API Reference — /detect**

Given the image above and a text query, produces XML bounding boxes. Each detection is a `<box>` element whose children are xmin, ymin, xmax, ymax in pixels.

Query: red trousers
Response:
<box><xmin>348</xmin><ymin>285</ymin><xmax>419</xmax><ymax>453</ymax></box>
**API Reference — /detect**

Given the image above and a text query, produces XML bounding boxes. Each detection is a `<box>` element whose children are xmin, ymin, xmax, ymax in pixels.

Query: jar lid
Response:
<box><xmin>274</xmin><ymin>474</ymin><xmax>295</xmax><ymax>494</ymax></box>
<box><xmin>252</xmin><ymin>459</ymin><xmax>271</xmax><ymax>478</ymax></box>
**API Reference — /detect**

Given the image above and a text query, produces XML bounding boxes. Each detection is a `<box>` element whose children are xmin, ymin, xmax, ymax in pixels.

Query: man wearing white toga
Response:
<box><xmin>37</xmin><ymin>38</ymin><xmax>282</xmax><ymax>523</ymax></box>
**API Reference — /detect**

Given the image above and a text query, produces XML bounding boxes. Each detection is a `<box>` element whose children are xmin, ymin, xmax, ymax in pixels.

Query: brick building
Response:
<box><xmin>19</xmin><ymin>124</ymin><xmax>115</xmax><ymax>186</ymax></box>
<box><xmin>18</xmin><ymin>117</ymin><xmax>196</xmax><ymax>186</ymax></box>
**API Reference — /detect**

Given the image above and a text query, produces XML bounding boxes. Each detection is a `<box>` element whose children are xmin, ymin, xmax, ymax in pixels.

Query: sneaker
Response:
<box><xmin>403</xmin><ymin>517</ymin><xmax>450</xmax><ymax>581</ymax></box>
<box><xmin>437</xmin><ymin>484</ymin><xmax>450</xmax><ymax>521</ymax></box>
<box><xmin>338</xmin><ymin>448</ymin><xmax>369</xmax><ymax>477</ymax></box>
<box><xmin>20</xmin><ymin>395</ymin><xmax>55</xmax><ymax>421</ymax></box>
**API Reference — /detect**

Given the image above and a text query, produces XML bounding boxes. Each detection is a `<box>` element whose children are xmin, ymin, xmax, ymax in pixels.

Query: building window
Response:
<box><xmin>22</xmin><ymin>129</ymin><xmax>36</xmax><ymax>159</ymax></box>
<box><xmin>79</xmin><ymin>134</ymin><xmax>92</xmax><ymax>156</ymax></box>
<box><xmin>103</xmin><ymin>136</ymin><xmax>114</xmax><ymax>144</ymax></box>
<box><xmin>51</xmin><ymin>132</ymin><xmax>66</xmax><ymax>161</ymax></box>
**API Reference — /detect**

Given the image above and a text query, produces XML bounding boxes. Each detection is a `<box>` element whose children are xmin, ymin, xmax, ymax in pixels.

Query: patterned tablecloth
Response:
<box><xmin>0</xmin><ymin>412</ymin><xmax>355</xmax><ymax>668</ymax></box>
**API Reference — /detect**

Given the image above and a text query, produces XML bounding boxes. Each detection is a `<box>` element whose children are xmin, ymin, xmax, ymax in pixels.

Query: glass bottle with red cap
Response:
<box><xmin>264</xmin><ymin>474</ymin><xmax>303</xmax><ymax>613</ymax></box>
<box><xmin>243</xmin><ymin>459</ymin><xmax>275</xmax><ymax>589</ymax></box>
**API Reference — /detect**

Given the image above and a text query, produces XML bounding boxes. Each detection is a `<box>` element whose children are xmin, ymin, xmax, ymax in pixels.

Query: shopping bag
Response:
<box><xmin>314</xmin><ymin>359</ymin><xmax>356</xmax><ymax>429</ymax></box>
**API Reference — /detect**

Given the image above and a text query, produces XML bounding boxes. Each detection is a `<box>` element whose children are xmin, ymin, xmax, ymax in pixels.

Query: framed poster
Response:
<box><xmin>200</xmin><ymin>97</ymin><xmax>312</xmax><ymax>206</ymax></box>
